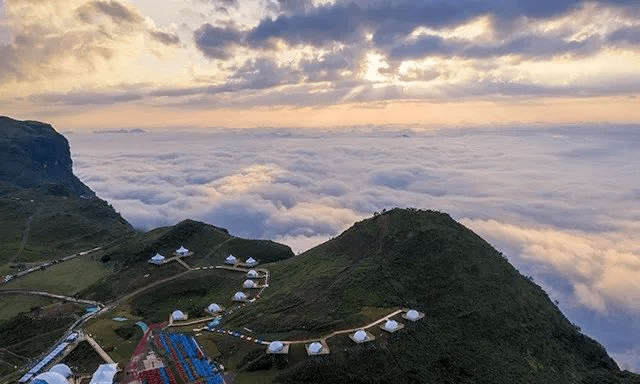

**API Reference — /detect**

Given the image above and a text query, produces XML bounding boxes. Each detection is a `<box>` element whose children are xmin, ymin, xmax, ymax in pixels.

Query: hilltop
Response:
<box><xmin>220</xmin><ymin>208</ymin><xmax>640</xmax><ymax>384</ymax></box>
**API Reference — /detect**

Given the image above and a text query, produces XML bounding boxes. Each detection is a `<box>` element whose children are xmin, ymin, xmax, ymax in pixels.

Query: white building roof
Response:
<box><xmin>89</xmin><ymin>364</ymin><xmax>118</xmax><ymax>384</ymax></box>
<box><xmin>32</xmin><ymin>372</ymin><xmax>69</xmax><ymax>384</ymax></box>
<box><xmin>207</xmin><ymin>303</ymin><xmax>222</xmax><ymax>313</ymax></box>
<box><xmin>171</xmin><ymin>310</ymin><xmax>185</xmax><ymax>321</ymax></box>
<box><xmin>233</xmin><ymin>291</ymin><xmax>247</xmax><ymax>301</ymax></box>
<box><xmin>49</xmin><ymin>364</ymin><xmax>72</xmax><ymax>378</ymax></box>
<box><xmin>308</xmin><ymin>342</ymin><xmax>323</xmax><ymax>354</ymax></box>
<box><xmin>225</xmin><ymin>255</ymin><xmax>237</xmax><ymax>264</ymax></box>
<box><xmin>176</xmin><ymin>246</ymin><xmax>189</xmax><ymax>254</ymax></box>
<box><xmin>268</xmin><ymin>341</ymin><xmax>284</xmax><ymax>352</ymax></box>
<box><xmin>247</xmin><ymin>269</ymin><xmax>258</xmax><ymax>278</ymax></box>
<box><xmin>243</xmin><ymin>279</ymin><xmax>256</xmax><ymax>289</ymax></box>
<box><xmin>245</xmin><ymin>257</ymin><xmax>257</xmax><ymax>265</ymax></box>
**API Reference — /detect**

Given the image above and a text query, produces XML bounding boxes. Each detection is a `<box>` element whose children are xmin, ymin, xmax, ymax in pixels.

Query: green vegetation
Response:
<box><xmin>83</xmin><ymin>312</ymin><xmax>144</xmax><ymax>365</ymax></box>
<box><xmin>129</xmin><ymin>269</ymin><xmax>246</xmax><ymax>323</ymax></box>
<box><xmin>0</xmin><ymin>294</ymin><xmax>56</xmax><ymax>324</ymax></box>
<box><xmin>219</xmin><ymin>208</ymin><xmax>640</xmax><ymax>384</ymax></box>
<box><xmin>0</xmin><ymin>302</ymin><xmax>84</xmax><ymax>377</ymax></box>
<box><xmin>2</xmin><ymin>254</ymin><xmax>113</xmax><ymax>295</ymax></box>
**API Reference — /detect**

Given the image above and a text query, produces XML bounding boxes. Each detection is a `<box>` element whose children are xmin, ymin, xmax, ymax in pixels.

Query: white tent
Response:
<box><xmin>32</xmin><ymin>372</ymin><xmax>68</xmax><ymax>384</ymax></box>
<box><xmin>383</xmin><ymin>320</ymin><xmax>399</xmax><ymax>332</ymax></box>
<box><xmin>207</xmin><ymin>303</ymin><xmax>222</xmax><ymax>313</ymax></box>
<box><xmin>89</xmin><ymin>364</ymin><xmax>118</xmax><ymax>384</ymax></box>
<box><xmin>49</xmin><ymin>364</ymin><xmax>72</xmax><ymax>378</ymax></box>
<box><xmin>233</xmin><ymin>291</ymin><xmax>247</xmax><ymax>302</ymax></box>
<box><xmin>247</xmin><ymin>269</ymin><xmax>258</xmax><ymax>278</ymax></box>
<box><xmin>308</xmin><ymin>342</ymin><xmax>323</xmax><ymax>354</ymax></box>
<box><xmin>405</xmin><ymin>309</ymin><xmax>421</xmax><ymax>321</ymax></box>
<box><xmin>245</xmin><ymin>257</ymin><xmax>257</xmax><ymax>266</ymax></box>
<box><xmin>268</xmin><ymin>341</ymin><xmax>284</xmax><ymax>353</ymax></box>
<box><xmin>171</xmin><ymin>310</ymin><xmax>186</xmax><ymax>321</ymax></box>
<box><xmin>176</xmin><ymin>246</ymin><xmax>189</xmax><ymax>256</ymax></box>
<box><xmin>243</xmin><ymin>279</ymin><xmax>256</xmax><ymax>289</ymax></box>
<box><xmin>225</xmin><ymin>255</ymin><xmax>237</xmax><ymax>264</ymax></box>
<box><xmin>149</xmin><ymin>253</ymin><xmax>165</xmax><ymax>265</ymax></box>
<box><xmin>353</xmin><ymin>330</ymin><xmax>367</xmax><ymax>342</ymax></box>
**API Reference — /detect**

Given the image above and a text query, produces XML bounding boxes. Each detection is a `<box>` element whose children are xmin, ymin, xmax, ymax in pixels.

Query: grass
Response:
<box><xmin>83</xmin><ymin>312</ymin><xmax>144</xmax><ymax>366</ymax></box>
<box><xmin>0</xmin><ymin>293</ymin><xmax>56</xmax><ymax>324</ymax></box>
<box><xmin>128</xmin><ymin>269</ymin><xmax>246</xmax><ymax>323</ymax></box>
<box><xmin>1</xmin><ymin>254</ymin><xmax>113</xmax><ymax>295</ymax></box>
<box><xmin>0</xmin><ymin>188</ymin><xmax>133</xmax><ymax>267</ymax></box>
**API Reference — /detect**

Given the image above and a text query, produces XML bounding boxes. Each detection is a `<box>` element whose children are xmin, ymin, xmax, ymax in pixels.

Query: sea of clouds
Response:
<box><xmin>67</xmin><ymin>124</ymin><xmax>640</xmax><ymax>370</ymax></box>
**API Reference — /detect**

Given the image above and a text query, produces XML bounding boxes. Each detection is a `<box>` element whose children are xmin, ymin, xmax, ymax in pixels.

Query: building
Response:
<box><xmin>233</xmin><ymin>291</ymin><xmax>247</xmax><ymax>302</ymax></box>
<box><xmin>266</xmin><ymin>340</ymin><xmax>289</xmax><ymax>354</ymax></box>
<box><xmin>245</xmin><ymin>257</ymin><xmax>257</xmax><ymax>266</ymax></box>
<box><xmin>305</xmin><ymin>341</ymin><xmax>329</xmax><ymax>356</ymax></box>
<box><xmin>49</xmin><ymin>364</ymin><xmax>72</xmax><ymax>378</ymax></box>
<box><xmin>243</xmin><ymin>279</ymin><xmax>256</xmax><ymax>289</ymax></box>
<box><xmin>171</xmin><ymin>310</ymin><xmax>187</xmax><ymax>321</ymax></box>
<box><xmin>207</xmin><ymin>303</ymin><xmax>222</xmax><ymax>313</ymax></box>
<box><xmin>247</xmin><ymin>269</ymin><xmax>259</xmax><ymax>278</ymax></box>
<box><xmin>225</xmin><ymin>255</ymin><xmax>237</xmax><ymax>265</ymax></box>
<box><xmin>349</xmin><ymin>329</ymin><xmax>375</xmax><ymax>344</ymax></box>
<box><xmin>31</xmin><ymin>372</ymin><xmax>69</xmax><ymax>384</ymax></box>
<box><xmin>380</xmin><ymin>319</ymin><xmax>404</xmax><ymax>333</ymax></box>
<box><xmin>89</xmin><ymin>363</ymin><xmax>118</xmax><ymax>384</ymax></box>
<box><xmin>402</xmin><ymin>309</ymin><xmax>425</xmax><ymax>322</ymax></box>
<box><xmin>175</xmin><ymin>246</ymin><xmax>190</xmax><ymax>256</ymax></box>
<box><xmin>149</xmin><ymin>253</ymin><xmax>165</xmax><ymax>265</ymax></box>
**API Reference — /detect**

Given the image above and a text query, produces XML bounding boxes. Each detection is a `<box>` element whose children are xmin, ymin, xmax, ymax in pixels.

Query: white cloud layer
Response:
<box><xmin>67</xmin><ymin>124</ymin><xmax>640</xmax><ymax>370</ymax></box>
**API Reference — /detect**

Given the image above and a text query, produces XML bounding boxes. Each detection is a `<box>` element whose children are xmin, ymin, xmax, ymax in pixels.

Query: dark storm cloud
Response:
<box><xmin>608</xmin><ymin>25</ymin><xmax>640</xmax><ymax>45</ymax></box>
<box><xmin>194</xmin><ymin>23</ymin><xmax>244</xmax><ymax>59</ymax></box>
<box><xmin>389</xmin><ymin>33</ymin><xmax>601</xmax><ymax>60</ymax></box>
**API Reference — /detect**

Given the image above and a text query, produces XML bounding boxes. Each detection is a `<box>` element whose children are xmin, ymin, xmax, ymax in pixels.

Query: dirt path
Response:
<box><xmin>83</xmin><ymin>332</ymin><xmax>115</xmax><ymax>364</ymax></box>
<box><xmin>0</xmin><ymin>289</ymin><xmax>102</xmax><ymax>306</ymax></box>
<box><xmin>11</xmin><ymin>206</ymin><xmax>42</xmax><ymax>263</ymax></box>
<box><xmin>113</xmin><ymin>270</ymin><xmax>193</xmax><ymax>305</ymax></box>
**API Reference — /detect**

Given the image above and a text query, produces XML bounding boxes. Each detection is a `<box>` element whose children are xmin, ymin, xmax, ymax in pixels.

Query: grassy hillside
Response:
<box><xmin>0</xmin><ymin>186</ymin><xmax>133</xmax><ymax>268</ymax></box>
<box><xmin>220</xmin><ymin>208</ymin><xmax>640</xmax><ymax>384</ymax></box>
<box><xmin>79</xmin><ymin>219</ymin><xmax>294</xmax><ymax>302</ymax></box>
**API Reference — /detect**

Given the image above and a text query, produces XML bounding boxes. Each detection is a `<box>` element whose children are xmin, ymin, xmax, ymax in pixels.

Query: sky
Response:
<box><xmin>2</xmin><ymin>0</ymin><xmax>640</xmax><ymax>373</ymax></box>
<box><xmin>1</xmin><ymin>0</ymin><xmax>640</xmax><ymax>128</ymax></box>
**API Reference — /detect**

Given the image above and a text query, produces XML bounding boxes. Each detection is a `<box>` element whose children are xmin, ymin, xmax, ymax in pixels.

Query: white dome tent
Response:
<box><xmin>381</xmin><ymin>319</ymin><xmax>404</xmax><ymax>333</ymax></box>
<box><xmin>266</xmin><ymin>340</ymin><xmax>289</xmax><ymax>354</ymax></box>
<box><xmin>247</xmin><ymin>269</ymin><xmax>259</xmax><ymax>278</ymax></box>
<box><xmin>171</xmin><ymin>310</ymin><xmax>186</xmax><ymax>321</ymax></box>
<box><xmin>49</xmin><ymin>364</ymin><xmax>72</xmax><ymax>378</ymax></box>
<box><xmin>243</xmin><ymin>279</ymin><xmax>256</xmax><ymax>289</ymax></box>
<box><xmin>349</xmin><ymin>329</ymin><xmax>375</xmax><ymax>344</ymax></box>
<box><xmin>207</xmin><ymin>303</ymin><xmax>222</xmax><ymax>313</ymax></box>
<box><xmin>403</xmin><ymin>309</ymin><xmax>425</xmax><ymax>322</ymax></box>
<box><xmin>268</xmin><ymin>341</ymin><xmax>284</xmax><ymax>352</ymax></box>
<box><xmin>32</xmin><ymin>372</ymin><xmax>69</xmax><ymax>384</ymax></box>
<box><xmin>354</xmin><ymin>330</ymin><xmax>367</xmax><ymax>342</ymax></box>
<box><xmin>176</xmin><ymin>246</ymin><xmax>189</xmax><ymax>256</ymax></box>
<box><xmin>308</xmin><ymin>342</ymin><xmax>323</xmax><ymax>354</ymax></box>
<box><xmin>245</xmin><ymin>257</ymin><xmax>257</xmax><ymax>266</ymax></box>
<box><xmin>225</xmin><ymin>255</ymin><xmax>237</xmax><ymax>265</ymax></box>
<box><xmin>233</xmin><ymin>291</ymin><xmax>247</xmax><ymax>302</ymax></box>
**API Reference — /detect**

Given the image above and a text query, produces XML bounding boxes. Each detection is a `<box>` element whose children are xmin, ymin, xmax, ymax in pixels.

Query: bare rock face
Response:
<box><xmin>0</xmin><ymin>116</ymin><xmax>94</xmax><ymax>197</ymax></box>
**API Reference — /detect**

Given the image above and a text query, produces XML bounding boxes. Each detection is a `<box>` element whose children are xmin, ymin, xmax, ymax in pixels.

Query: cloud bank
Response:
<box><xmin>67</xmin><ymin>124</ymin><xmax>640</xmax><ymax>372</ymax></box>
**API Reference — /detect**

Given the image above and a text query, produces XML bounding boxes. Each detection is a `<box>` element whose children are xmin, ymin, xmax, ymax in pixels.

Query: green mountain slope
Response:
<box><xmin>79</xmin><ymin>219</ymin><xmax>294</xmax><ymax>302</ymax></box>
<box><xmin>223</xmin><ymin>208</ymin><xmax>640</xmax><ymax>384</ymax></box>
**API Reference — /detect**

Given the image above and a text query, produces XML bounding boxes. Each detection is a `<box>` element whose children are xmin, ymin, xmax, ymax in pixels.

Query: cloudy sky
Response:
<box><xmin>3</xmin><ymin>0</ymin><xmax>640</xmax><ymax>373</ymax></box>
<box><xmin>2</xmin><ymin>0</ymin><xmax>640</xmax><ymax>128</ymax></box>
